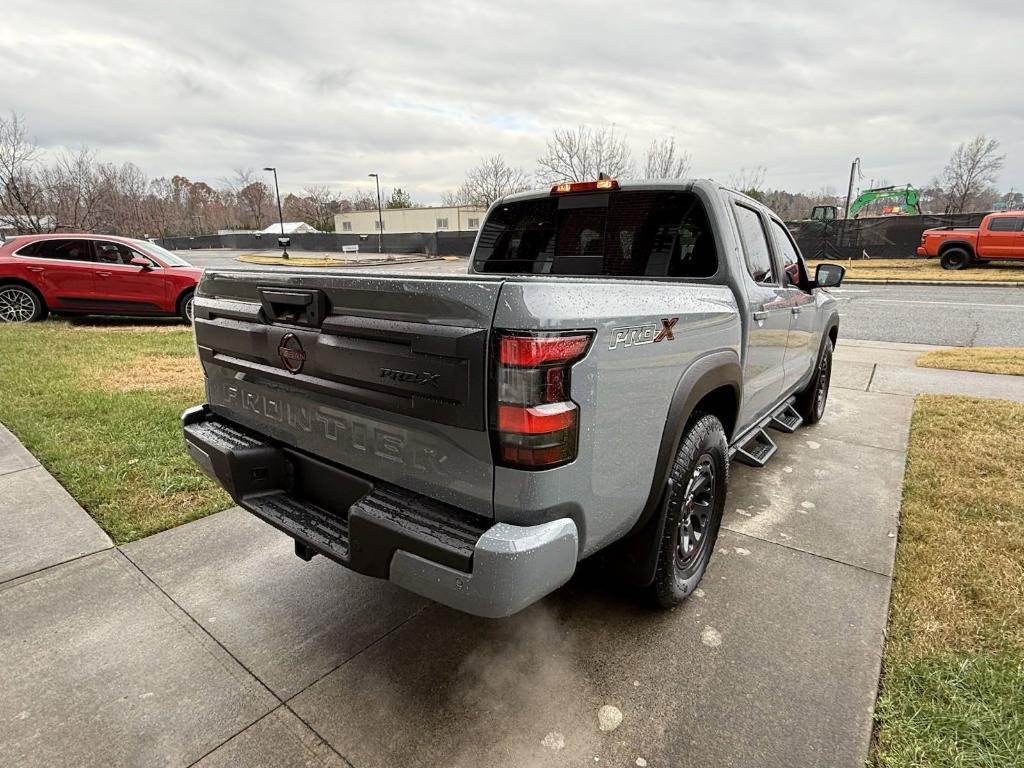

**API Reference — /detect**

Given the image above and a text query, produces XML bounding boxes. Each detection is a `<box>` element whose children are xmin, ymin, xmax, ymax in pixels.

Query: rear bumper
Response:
<box><xmin>916</xmin><ymin>246</ymin><xmax>928</xmax><ymax>256</ymax></box>
<box><xmin>181</xmin><ymin>405</ymin><xmax>578</xmax><ymax>618</ymax></box>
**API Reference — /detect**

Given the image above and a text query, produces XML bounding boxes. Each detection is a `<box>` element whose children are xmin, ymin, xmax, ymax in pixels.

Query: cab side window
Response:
<box><xmin>734</xmin><ymin>204</ymin><xmax>775</xmax><ymax>284</ymax></box>
<box><xmin>988</xmin><ymin>217</ymin><xmax>1021</xmax><ymax>232</ymax></box>
<box><xmin>769</xmin><ymin>219</ymin><xmax>807</xmax><ymax>288</ymax></box>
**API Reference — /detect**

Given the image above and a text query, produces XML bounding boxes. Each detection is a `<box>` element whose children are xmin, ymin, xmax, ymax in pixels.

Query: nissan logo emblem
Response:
<box><xmin>277</xmin><ymin>333</ymin><xmax>306</xmax><ymax>374</ymax></box>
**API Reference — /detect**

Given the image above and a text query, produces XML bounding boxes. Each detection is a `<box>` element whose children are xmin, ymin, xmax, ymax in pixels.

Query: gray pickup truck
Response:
<box><xmin>182</xmin><ymin>179</ymin><xmax>844</xmax><ymax>617</ymax></box>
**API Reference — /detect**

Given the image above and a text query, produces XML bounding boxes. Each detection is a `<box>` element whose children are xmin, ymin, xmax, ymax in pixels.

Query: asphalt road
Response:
<box><xmin>177</xmin><ymin>250</ymin><xmax>1024</xmax><ymax>347</ymax></box>
<box><xmin>830</xmin><ymin>285</ymin><xmax>1024</xmax><ymax>347</ymax></box>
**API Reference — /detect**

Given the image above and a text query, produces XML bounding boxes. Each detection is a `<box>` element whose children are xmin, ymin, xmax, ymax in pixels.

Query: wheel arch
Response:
<box><xmin>606</xmin><ymin>350</ymin><xmax>742</xmax><ymax>587</ymax></box>
<box><xmin>937</xmin><ymin>240</ymin><xmax>975</xmax><ymax>258</ymax></box>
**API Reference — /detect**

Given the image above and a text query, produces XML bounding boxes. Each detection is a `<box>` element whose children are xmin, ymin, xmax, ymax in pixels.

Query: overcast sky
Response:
<box><xmin>2</xmin><ymin>0</ymin><xmax>1021</xmax><ymax>203</ymax></box>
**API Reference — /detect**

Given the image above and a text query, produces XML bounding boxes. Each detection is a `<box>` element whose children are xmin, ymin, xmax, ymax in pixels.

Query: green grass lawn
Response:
<box><xmin>874</xmin><ymin>396</ymin><xmax>1024</xmax><ymax>766</ymax></box>
<box><xmin>0</xmin><ymin>320</ymin><xmax>229</xmax><ymax>543</ymax></box>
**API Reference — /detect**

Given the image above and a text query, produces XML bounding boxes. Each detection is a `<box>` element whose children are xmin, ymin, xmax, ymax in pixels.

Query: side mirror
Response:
<box><xmin>130</xmin><ymin>255</ymin><xmax>152</xmax><ymax>269</ymax></box>
<box><xmin>815</xmin><ymin>263</ymin><xmax>845</xmax><ymax>288</ymax></box>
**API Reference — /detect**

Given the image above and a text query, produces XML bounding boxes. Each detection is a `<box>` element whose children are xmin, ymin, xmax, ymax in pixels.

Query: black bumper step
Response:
<box><xmin>182</xmin><ymin>405</ymin><xmax>490</xmax><ymax>577</ymax></box>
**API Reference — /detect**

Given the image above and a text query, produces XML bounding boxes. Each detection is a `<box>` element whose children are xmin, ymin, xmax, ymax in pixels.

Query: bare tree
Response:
<box><xmin>728</xmin><ymin>166</ymin><xmax>767</xmax><ymax>198</ymax></box>
<box><xmin>349</xmin><ymin>188</ymin><xmax>380</xmax><ymax>211</ymax></box>
<box><xmin>285</xmin><ymin>185</ymin><xmax>341</xmax><ymax>231</ymax></box>
<box><xmin>0</xmin><ymin>112</ymin><xmax>48</xmax><ymax>232</ymax></box>
<box><xmin>536</xmin><ymin>125</ymin><xmax>634</xmax><ymax>184</ymax></box>
<box><xmin>440</xmin><ymin>189</ymin><xmax>466</xmax><ymax>207</ymax></box>
<box><xmin>453</xmin><ymin>155</ymin><xmax>530</xmax><ymax>208</ymax></box>
<box><xmin>643</xmin><ymin>137</ymin><xmax>691</xmax><ymax>179</ymax></box>
<box><xmin>940</xmin><ymin>135</ymin><xmax>1004</xmax><ymax>213</ymax></box>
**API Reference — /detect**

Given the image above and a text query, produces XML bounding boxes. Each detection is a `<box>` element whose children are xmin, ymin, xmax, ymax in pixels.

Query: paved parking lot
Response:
<box><xmin>0</xmin><ymin>343</ymin><xmax>928</xmax><ymax>768</ymax></box>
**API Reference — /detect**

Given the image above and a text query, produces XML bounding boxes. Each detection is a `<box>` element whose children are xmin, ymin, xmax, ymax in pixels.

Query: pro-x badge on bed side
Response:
<box><xmin>609</xmin><ymin>317</ymin><xmax>678</xmax><ymax>349</ymax></box>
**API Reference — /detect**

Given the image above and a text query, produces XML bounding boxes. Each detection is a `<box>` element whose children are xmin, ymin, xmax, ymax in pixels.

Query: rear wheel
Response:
<box><xmin>795</xmin><ymin>337</ymin><xmax>833</xmax><ymax>425</ymax></box>
<box><xmin>651</xmin><ymin>414</ymin><xmax>728</xmax><ymax>608</ymax></box>
<box><xmin>940</xmin><ymin>247</ymin><xmax>972</xmax><ymax>270</ymax></box>
<box><xmin>0</xmin><ymin>284</ymin><xmax>47</xmax><ymax>323</ymax></box>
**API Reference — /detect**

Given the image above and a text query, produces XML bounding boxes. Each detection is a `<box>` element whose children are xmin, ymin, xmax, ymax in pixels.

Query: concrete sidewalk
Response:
<box><xmin>835</xmin><ymin>338</ymin><xmax>1024</xmax><ymax>402</ymax></box>
<box><xmin>0</xmin><ymin>341</ymin><xmax>1018</xmax><ymax>767</ymax></box>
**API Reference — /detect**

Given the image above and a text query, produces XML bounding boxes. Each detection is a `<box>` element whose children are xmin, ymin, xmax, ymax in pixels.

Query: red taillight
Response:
<box><xmin>492</xmin><ymin>331</ymin><xmax>593</xmax><ymax>469</ymax></box>
<box><xmin>550</xmin><ymin>179</ymin><xmax>619</xmax><ymax>194</ymax></box>
<box><xmin>500</xmin><ymin>334</ymin><xmax>591</xmax><ymax>367</ymax></box>
<box><xmin>497</xmin><ymin>402</ymin><xmax>577</xmax><ymax>433</ymax></box>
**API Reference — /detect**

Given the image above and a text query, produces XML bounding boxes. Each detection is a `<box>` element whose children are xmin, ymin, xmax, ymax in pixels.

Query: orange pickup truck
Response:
<box><xmin>917</xmin><ymin>211</ymin><xmax>1024</xmax><ymax>269</ymax></box>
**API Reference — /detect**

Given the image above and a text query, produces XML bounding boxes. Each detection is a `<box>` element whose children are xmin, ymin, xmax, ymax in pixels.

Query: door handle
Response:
<box><xmin>97</xmin><ymin>271</ymin><xmax>112</xmax><ymax>277</ymax></box>
<box><xmin>791</xmin><ymin>307</ymin><xmax>802</xmax><ymax>315</ymax></box>
<box><xmin>26</xmin><ymin>266</ymin><xmax>44</xmax><ymax>273</ymax></box>
<box><xmin>752</xmin><ymin>310</ymin><xmax>769</xmax><ymax>321</ymax></box>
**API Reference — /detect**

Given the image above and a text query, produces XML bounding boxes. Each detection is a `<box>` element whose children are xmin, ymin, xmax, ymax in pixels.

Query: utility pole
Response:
<box><xmin>845</xmin><ymin>157</ymin><xmax>860</xmax><ymax>219</ymax></box>
<box><xmin>368</xmin><ymin>173</ymin><xmax>384</xmax><ymax>253</ymax></box>
<box><xmin>263</xmin><ymin>166</ymin><xmax>289</xmax><ymax>259</ymax></box>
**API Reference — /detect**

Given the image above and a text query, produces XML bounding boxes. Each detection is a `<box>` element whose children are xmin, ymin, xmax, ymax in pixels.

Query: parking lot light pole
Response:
<box><xmin>263</xmin><ymin>166</ymin><xmax>289</xmax><ymax>259</ymax></box>
<box><xmin>368</xmin><ymin>173</ymin><xmax>384</xmax><ymax>253</ymax></box>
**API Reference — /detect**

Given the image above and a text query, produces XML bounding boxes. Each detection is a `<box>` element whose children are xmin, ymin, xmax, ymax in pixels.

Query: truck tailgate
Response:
<box><xmin>193</xmin><ymin>270</ymin><xmax>502</xmax><ymax>517</ymax></box>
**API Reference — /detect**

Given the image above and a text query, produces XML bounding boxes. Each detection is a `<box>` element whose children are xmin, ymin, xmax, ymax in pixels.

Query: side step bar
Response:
<box><xmin>733</xmin><ymin>428</ymin><xmax>777</xmax><ymax>467</ymax></box>
<box><xmin>731</xmin><ymin>397</ymin><xmax>801</xmax><ymax>468</ymax></box>
<box><xmin>768</xmin><ymin>403</ymin><xmax>803</xmax><ymax>433</ymax></box>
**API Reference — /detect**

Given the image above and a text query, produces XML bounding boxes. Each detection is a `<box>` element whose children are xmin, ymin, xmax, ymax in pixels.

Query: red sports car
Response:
<box><xmin>0</xmin><ymin>234</ymin><xmax>203</xmax><ymax>324</ymax></box>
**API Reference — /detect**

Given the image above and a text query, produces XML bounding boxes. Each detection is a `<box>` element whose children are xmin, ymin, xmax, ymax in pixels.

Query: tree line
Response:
<box><xmin>0</xmin><ymin>111</ymin><xmax>1012</xmax><ymax>238</ymax></box>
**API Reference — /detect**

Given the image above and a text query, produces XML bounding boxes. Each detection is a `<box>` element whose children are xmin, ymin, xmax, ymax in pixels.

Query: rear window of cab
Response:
<box><xmin>473</xmin><ymin>190</ymin><xmax>718</xmax><ymax>278</ymax></box>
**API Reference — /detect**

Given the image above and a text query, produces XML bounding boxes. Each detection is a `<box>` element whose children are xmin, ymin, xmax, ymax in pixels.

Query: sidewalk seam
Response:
<box><xmin>0</xmin><ymin>547</ymin><xmax>113</xmax><ymax>589</ymax></box>
<box><xmin>119</xmin><ymin>545</ymin><xmax>380</xmax><ymax>768</ymax></box>
<box><xmin>0</xmin><ymin>463</ymin><xmax>40</xmax><ymax>480</ymax></box>
<box><xmin>721</xmin><ymin>526</ymin><xmax>893</xmax><ymax>580</ymax></box>
<box><xmin>866</xmin><ymin>363</ymin><xmax>877</xmax><ymax>392</ymax></box>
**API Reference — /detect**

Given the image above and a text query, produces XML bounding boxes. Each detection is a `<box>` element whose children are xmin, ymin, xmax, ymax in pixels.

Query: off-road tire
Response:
<box><xmin>651</xmin><ymin>413</ymin><xmax>728</xmax><ymax>608</ymax></box>
<box><xmin>795</xmin><ymin>337</ymin><xmax>833</xmax><ymax>425</ymax></box>
<box><xmin>0</xmin><ymin>283</ymin><xmax>48</xmax><ymax>323</ymax></box>
<box><xmin>940</xmin><ymin>247</ymin><xmax>972</xmax><ymax>270</ymax></box>
<box><xmin>178</xmin><ymin>290</ymin><xmax>195</xmax><ymax>325</ymax></box>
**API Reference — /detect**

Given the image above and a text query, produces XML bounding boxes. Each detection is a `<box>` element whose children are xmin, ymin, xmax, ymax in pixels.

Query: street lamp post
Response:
<box><xmin>368</xmin><ymin>173</ymin><xmax>384</xmax><ymax>253</ymax></box>
<box><xmin>263</xmin><ymin>166</ymin><xmax>289</xmax><ymax>259</ymax></box>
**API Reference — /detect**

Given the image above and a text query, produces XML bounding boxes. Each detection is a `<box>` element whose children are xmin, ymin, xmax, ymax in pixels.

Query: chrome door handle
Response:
<box><xmin>752</xmin><ymin>310</ymin><xmax>769</xmax><ymax>321</ymax></box>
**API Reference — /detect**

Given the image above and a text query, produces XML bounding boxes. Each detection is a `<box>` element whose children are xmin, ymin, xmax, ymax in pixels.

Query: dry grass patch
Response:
<box><xmin>88</xmin><ymin>353</ymin><xmax>204</xmax><ymax>392</ymax></box>
<box><xmin>807</xmin><ymin>258</ymin><xmax>1024</xmax><ymax>282</ymax></box>
<box><xmin>917</xmin><ymin>347</ymin><xmax>1024</xmax><ymax>377</ymax></box>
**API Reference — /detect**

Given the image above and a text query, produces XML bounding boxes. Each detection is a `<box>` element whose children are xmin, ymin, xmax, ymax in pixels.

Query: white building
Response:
<box><xmin>334</xmin><ymin>206</ymin><xmax>486</xmax><ymax>235</ymax></box>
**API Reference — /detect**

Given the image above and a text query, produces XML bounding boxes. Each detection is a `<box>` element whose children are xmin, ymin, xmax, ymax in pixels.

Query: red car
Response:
<box><xmin>0</xmin><ymin>234</ymin><xmax>203</xmax><ymax>323</ymax></box>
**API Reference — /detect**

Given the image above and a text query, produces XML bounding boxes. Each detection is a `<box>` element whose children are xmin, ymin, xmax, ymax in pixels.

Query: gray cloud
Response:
<box><xmin>2</xmin><ymin>0</ymin><xmax>1021</xmax><ymax>202</ymax></box>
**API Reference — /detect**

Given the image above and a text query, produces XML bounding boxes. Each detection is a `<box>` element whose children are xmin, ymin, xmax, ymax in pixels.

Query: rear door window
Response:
<box><xmin>734</xmin><ymin>205</ymin><xmax>775</xmax><ymax>284</ymax></box>
<box><xmin>473</xmin><ymin>190</ymin><xmax>718</xmax><ymax>278</ymax></box>
<box><xmin>17</xmin><ymin>239</ymin><xmax>95</xmax><ymax>261</ymax></box>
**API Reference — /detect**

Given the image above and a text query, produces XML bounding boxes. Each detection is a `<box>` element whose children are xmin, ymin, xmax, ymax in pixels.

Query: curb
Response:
<box><xmin>843</xmin><ymin>279</ymin><xmax>1024</xmax><ymax>287</ymax></box>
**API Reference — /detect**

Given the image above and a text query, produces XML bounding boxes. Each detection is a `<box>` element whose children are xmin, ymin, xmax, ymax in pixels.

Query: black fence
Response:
<box><xmin>157</xmin><ymin>231</ymin><xmax>479</xmax><ymax>257</ymax></box>
<box><xmin>158</xmin><ymin>211</ymin><xmax>987</xmax><ymax>261</ymax></box>
<box><xmin>786</xmin><ymin>212</ymin><xmax>987</xmax><ymax>260</ymax></box>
